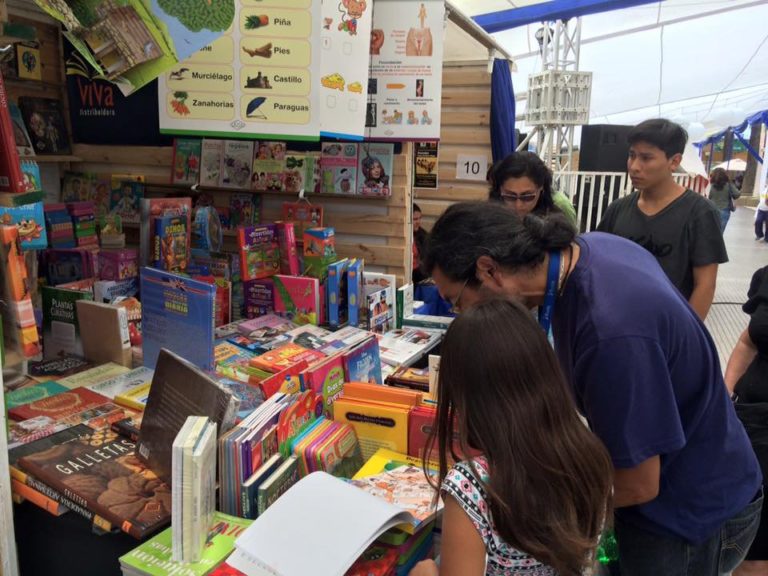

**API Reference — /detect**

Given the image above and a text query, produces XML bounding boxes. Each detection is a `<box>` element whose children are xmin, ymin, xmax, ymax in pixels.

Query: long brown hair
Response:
<box><xmin>710</xmin><ymin>167</ymin><xmax>730</xmax><ymax>188</ymax></box>
<box><xmin>428</xmin><ymin>298</ymin><xmax>613</xmax><ymax>575</ymax></box>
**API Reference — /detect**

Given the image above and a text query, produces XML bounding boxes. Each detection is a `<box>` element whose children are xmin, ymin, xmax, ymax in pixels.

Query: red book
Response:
<box><xmin>209</xmin><ymin>563</ymin><xmax>246</xmax><ymax>576</ymax></box>
<box><xmin>257</xmin><ymin>360</ymin><xmax>308</xmax><ymax>399</ymax></box>
<box><xmin>9</xmin><ymin>387</ymin><xmax>110</xmax><ymax>421</ymax></box>
<box><xmin>0</xmin><ymin>71</ymin><xmax>26</xmax><ymax>193</ymax></box>
<box><xmin>250</xmin><ymin>342</ymin><xmax>325</xmax><ymax>373</ymax></box>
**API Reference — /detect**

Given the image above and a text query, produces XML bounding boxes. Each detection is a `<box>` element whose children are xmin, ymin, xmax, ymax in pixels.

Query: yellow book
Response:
<box><xmin>57</xmin><ymin>363</ymin><xmax>130</xmax><ymax>389</ymax></box>
<box><xmin>333</xmin><ymin>397</ymin><xmax>410</xmax><ymax>460</ymax></box>
<box><xmin>353</xmin><ymin>447</ymin><xmax>438</xmax><ymax>480</ymax></box>
<box><xmin>114</xmin><ymin>382</ymin><xmax>151</xmax><ymax>411</ymax></box>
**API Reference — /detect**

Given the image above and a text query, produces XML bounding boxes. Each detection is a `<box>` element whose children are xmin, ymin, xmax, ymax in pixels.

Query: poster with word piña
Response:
<box><xmin>365</xmin><ymin>0</ymin><xmax>445</xmax><ymax>141</ymax></box>
<box><xmin>158</xmin><ymin>0</ymin><xmax>321</xmax><ymax>141</ymax></box>
<box><xmin>319</xmin><ymin>0</ymin><xmax>373</xmax><ymax>140</ymax></box>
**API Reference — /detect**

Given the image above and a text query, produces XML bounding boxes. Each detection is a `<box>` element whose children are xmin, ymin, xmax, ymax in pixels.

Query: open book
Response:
<box><xmin>228</xmin><ymin>472</ymin><xmax>416</xmax><ymax>576</ymax></box>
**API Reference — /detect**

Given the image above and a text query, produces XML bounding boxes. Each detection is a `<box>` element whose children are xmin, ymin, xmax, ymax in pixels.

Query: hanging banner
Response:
<box><xmin>365</xmin><ymin>0</ymin><xmax>445</xmax><ymax>141</ymax></box>
<box><xmin>319</xmin><ymin>0</ymin><xmax>373</xmax><ymax>140</ymax></box>
<box><xmin>158</xmin><ymin>0</ymin><xmax>321</xmax><ymax>141</ymax></box>
<box><xmin>413</xmin><ymin>141</ymin><xmax>438</xmax><ymax>189</ymax></box>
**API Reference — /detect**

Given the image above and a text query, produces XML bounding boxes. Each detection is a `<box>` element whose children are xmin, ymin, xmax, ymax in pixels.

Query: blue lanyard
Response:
<box><xmin>538</xmin><ymin>250</ymin><xmax>560</xmax><ymax>333</ymax></box>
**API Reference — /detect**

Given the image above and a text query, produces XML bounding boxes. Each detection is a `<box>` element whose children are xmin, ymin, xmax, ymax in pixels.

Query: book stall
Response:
<box><xmin>0</xmin><ymin>1</ymin><xmax>472</xmax><ymax>575</ymax></box>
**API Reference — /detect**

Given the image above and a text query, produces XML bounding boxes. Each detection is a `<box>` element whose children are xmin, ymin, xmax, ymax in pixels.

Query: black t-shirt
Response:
<box><xmin>735</xmin><ymin>267</ymin><xmax>768</xmax><ymax>403</ymax></box>
<box><xmin>597</xmin><ymin>189</ymin><xmax>728</xmax><ymax>298</ymax></box>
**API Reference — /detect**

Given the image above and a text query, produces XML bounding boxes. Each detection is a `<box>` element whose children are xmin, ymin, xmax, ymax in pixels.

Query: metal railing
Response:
<box><xmin>557</xmin><ymin>172</ymin><xmax>707</xmax><ymax>232</ymax></box>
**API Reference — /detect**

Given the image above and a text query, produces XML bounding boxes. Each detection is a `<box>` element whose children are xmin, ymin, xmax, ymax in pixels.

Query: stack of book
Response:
<box><xmin>44</xmin><ymin>203</ymin><xmax>76</xmax><ymax>248</ymax></box>
<box><xmin>66</xmin><ymin>201</ymin><xmax>98</xmax><ymax>249</ymax></box>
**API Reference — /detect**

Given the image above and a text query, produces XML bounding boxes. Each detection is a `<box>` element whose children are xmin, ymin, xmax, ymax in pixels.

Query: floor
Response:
<box><xmin>706</xmin><ymin>207</ymin><xmax>768</xmax><ymax>369</ymax></box>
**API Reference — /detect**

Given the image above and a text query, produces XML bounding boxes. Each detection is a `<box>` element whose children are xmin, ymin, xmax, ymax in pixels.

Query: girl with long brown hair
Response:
<box><xmin>410</xmin><ymin>298</ymin><xmax>613</xmax><ymax>576</ymax></box>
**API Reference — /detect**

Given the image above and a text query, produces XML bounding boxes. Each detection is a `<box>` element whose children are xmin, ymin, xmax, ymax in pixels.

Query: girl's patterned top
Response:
<box><xmin>441</xmin><ymin>457</ymin><xmax>557</xmax><ymax>576</ymax></box>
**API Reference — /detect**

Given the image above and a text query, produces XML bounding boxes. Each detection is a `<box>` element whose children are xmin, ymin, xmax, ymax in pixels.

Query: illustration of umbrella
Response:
<box><xmin>246</xmin><ymin>97</ymin><xmax>268</xmax><ymax>119</ymax></box>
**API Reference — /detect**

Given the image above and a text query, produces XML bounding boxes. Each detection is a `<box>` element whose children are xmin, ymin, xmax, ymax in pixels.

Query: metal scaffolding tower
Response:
<box><xmin>521</xmin><ymin>18</ymin><xmax>592</xmax><ymax>176</ymax></box>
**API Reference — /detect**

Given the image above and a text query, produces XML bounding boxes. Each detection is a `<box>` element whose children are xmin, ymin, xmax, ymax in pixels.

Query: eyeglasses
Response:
<box><xmin>449</xmin><ymin>277</ymin><xmax>470</xmax><ymax>314</ymax></box>
<box><xmin>500</xmin><ymin>192</ymin><xmax>539</xmax><ymax>204</ymax></box>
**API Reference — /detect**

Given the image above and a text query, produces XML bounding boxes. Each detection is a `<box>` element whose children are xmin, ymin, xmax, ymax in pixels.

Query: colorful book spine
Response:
<box><xmin>327</xmin><ymin>259</ymin><xmax>349</xmax><ymax>328</ymax></box>
<box><xmin>0</xmin><ymin>71</ymin><xmax>26</xmax><ymax>193</ymax></box>
<box><xmin>347</xmin><ymin>258</ymin><xmax>364</xmax><ymax>327</ymax></box>
<box><xmin>275</xmin><ymin>221</ymin><xmax>300</xmax><ymax>275</ymax></box>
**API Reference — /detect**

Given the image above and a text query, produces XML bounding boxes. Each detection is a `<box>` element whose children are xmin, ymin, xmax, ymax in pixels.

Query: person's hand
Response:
<box><xmin>409</xmin><ymin>559</ymin><xmax>439</xmax><ymax>576</ymax></box>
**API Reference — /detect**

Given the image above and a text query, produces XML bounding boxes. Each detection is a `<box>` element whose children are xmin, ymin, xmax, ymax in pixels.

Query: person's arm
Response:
<box><xmin>408</xmin><ymin>495</ymin><xmax>486</xmax><ymax>576</ymax></box>
<box><xmin>724</xmin><ymin>328</ymin><xmax>757</xmax><ymax>394</ymax></box>
<box><xmin>614</xmin><ymin>455</ymin><xmax>660</xmax><ymax>507</ymax></box>
<box><xmin>689</xmin><ymin>263</ymin><xmax>718</xmax><ymax>321</ymax></box>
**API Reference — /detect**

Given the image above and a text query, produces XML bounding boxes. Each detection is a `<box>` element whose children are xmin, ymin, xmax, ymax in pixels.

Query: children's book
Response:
<box><xmin>0</xmin><ymin>201</ymin><xmax>47</xmax><ymax>249</ymax></box>
<box><xmin>140</xmin><ymin>267</ymin><xmax>216</xmax><ymax>371</ymax></box>
<box><xmin>140</xmin><ymin>197</ymin><xmax>192</xmax><ymax>267</ymax></box>
<box><xmin>0</xmin><ymin>74</ymin><xmax>26</xmax><ymax>193</ymax></box>
<box><xmin>237</xmin><ymin>224</ymin><xmax>280</xmax><ymax>282</ymax></box>
<box><xmin>115</xmin><ymin>382</ymin><xmax>152</xmax><ymax>412</ymax></box>
<box><xmin>119</xmin><ymin>512</ymin><xmax>252</xmax><ymax>576</ymax></box>
<box><xmin>258</xmin><ymin>361</ymin><xmax>307</xmax><ymax>399</ymax></box>
<box><xmin>251</xmin><ymin>141</ymin><xmax>286</xmax><ymax>193</ymax></box>
<box><xmin>377</xmin><ymin>328</ymin><xmax>443</xmax><ymax>367</ymax></box>
<box><xmin>301</xmin><ymin>354</ymin><xmax>346</xmax><ymax>417</ymax></box>
<box><xmin>243</xmin><ymin>278</ymin><xmax>274</xmax><ymax>319</ymax></box>
<box><xmin>320</xmin><ymin>142</ymin><xmax>359</xmax><ymax>195</ymax></box>
<box><xmin>41</xmin><ymin>285</ymin><xmax>94</xmax><ymax>360</ymax></box>
<box><xmin>237</xmin><ymin>314</ymin><xmax>299</xmax><ymax>352</ymax></box>
<box><xmin>251</xmin><ymin>343</ymin><xmax>326</xmax><ymax>374</ymax></box>
<box><xmin>364</xmin><ymin>272</ymin><xmax>396</xmax><ymax>335</ymax></box>
<box><xmin>200</xmin><ymin>139</ymin><xmax>224</xmax><ymax>187</ymax></box>
<box><xmin>343</xmin><ymin>336</ymin><xmax>383</xmax><ymax>385</ymax></box>
<box><xmin>4</xmin><ymin>381</ymin><xmax>68</xmax><ymax>411</ymax></box>
<box><xmin>229</xmin><ymin>472</ymin><xmax>415</xmax><ymax>576</ymax></box>
<box><xmin>56</xmin><ymin>362</ymin><xmax>130</xmax><ymax>389</ymax></box>
<box><xmin>153</xmin><ymin>214</ymin><xmax>188</xmax><ymax>273</ymax></box>
<box><xmin>327</xmin><ymin>259</ymin><xmax>349</xmax><ymax>328</ymax></box>
<box><xmin>228</xmin><ymin>193</ymin><xmax>260</xmax><ymax>229</ymax></box>
<box><xmin>283</xmin><ymin>154</ymin><xmax>316</xmax><ymax>195</ymax></box>
<box><xmin>8</xmin><ymin>385</ymin><xmax>110</xmax><ymax>422</ymax></box>
<box><xmin>357</xmin><ymin>142</ymin><xmax>394</xmax><ymax>197</ymax></box>
<box><xmin>274</xmin><ymin>221</ymin><xmax>300</xmax><ymax>276</ymax></box>
<box><xmin>18</xmin><ymin>96</ymin><xmax>71</xmax><ymax>155</ymax></box>
<box><xmin>219</xmin><ymin>140</ymin><xmax>254</xmax><ymax>190</ymax></box>
<box><xmin>240</xmin><ymin>453</ymin><xmax>282</xmax><ymax>520</ymax></box>
<box><xmin>396</xmin><ymin>284</ymin><xmax>414</xmax><ymax>329</ymax></box>
<box><xmin>281</xmin><ymin>202</ymin><xmax>323</xmax><ymax>239</ymax></box>
<box><xmin>347</xmin><ymin>258</ymin><xmax>364</xmax><ymax>328</ymax></box>
<box><xmin>16</xmin><ymin>424</ymin><xmax>171</xmax><ymax>539</ymax></box>
<box><xmin>213</xmin><ymin>377</ymin><xmax>265</xmax><ymax>421</ymax></box>
<box><xmin>272</xmin><ymin>275</ymin><xmax>320</xmax><ymax>326</ymax></box>
<box><xmin>171</xmin><ymin>138</ymin><xmax>202</xmax><ymax>186</ymax></box>
<box><xmin>110</xmin><ymin>177</ymin><xmax>143</xmax><ymax>224</ymax></box>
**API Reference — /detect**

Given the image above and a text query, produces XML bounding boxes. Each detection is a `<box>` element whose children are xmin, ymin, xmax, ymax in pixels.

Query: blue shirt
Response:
<box><xmin>553</xmin><ymin>232</ymin><xmax>761</xmax><ymax>544</ymax></box>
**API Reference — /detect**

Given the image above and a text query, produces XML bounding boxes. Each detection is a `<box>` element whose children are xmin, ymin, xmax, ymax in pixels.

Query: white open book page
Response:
<box><xmin>231</xmin><ymin>471</ymin><xmax>415</xmax><ymax>576</ymax></box>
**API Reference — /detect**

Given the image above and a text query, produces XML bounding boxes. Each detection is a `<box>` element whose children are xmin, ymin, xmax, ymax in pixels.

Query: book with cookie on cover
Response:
<box><xmin>8</xmin><ymin>386</ymin><xmax>110</xmax><ymax>422</ymax></box>
<box><xmin>16</xmin><ymin>424</ymin><xmax>172</xmax><ymax>539</ymax></box>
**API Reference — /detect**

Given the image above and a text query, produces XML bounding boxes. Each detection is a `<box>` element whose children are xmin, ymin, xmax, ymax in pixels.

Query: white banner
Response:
<box><xmin>365</xmin><ymin>0</ymin><xmax>445</xmax><ymax>141</ymax></box>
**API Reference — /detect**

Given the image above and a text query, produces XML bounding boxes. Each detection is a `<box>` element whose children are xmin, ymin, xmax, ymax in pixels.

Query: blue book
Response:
<box><xmin>0</xmin><ymin>201</ymin><xmax>47</xmax><ymax>249</ymax></box>
<box><xmin>327</xmin><ymin>259</ymin><xmax>349</xmax><ymax>329</ymax></box>
<box><xmin>153</xmin><ymin>214</ymin><xmax>188</xmax><ymax>273</ymax></box>
<box><xmin>342</xmin><ymin>336</ymin><xmax>383</xmax><ymax>384</ymax></box>
<box><xmin>140</xmin><ymin>267</ymin><xmax>216</xmax><ymax>371</ymax></box>
<box><xmin>346</xmin><ymin>258</ymin><xmax>364</xmax><ymax>328</ymax></box>
<box><xmin>240</xmin><ymin>453</ymin><xmax>282</xmax><ymax>520</ymax></box>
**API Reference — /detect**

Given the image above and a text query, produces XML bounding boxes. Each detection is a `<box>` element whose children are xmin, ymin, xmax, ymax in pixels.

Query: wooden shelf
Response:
<box><xmin>33</xmin><ymin>155</ymin><xmax>82</xmax><ymax>163</ymax></box>
<box><xmin>4</xmin><ymin>78</ymin><xmax>64</xmax><ymax>91</ymax></box>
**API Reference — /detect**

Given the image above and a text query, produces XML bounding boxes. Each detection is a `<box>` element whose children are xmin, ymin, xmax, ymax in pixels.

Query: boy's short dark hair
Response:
<box><xmin>627</xmin><ymin>118</ymin><xmax>688</xmax><ymax>158</ymax></box>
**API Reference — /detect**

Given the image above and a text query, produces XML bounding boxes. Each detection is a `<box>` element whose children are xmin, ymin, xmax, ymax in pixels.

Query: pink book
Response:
<box><xmin>272</xmin><ymin>275</ymin><xmax>320</xmax><ymax>326</ymax></box>
<box><xmin>275</xmin><ymin>221</ymin><xmax>300</xmax><ymax>275</ymax></box>
<box><xmin>301</xmin><ymin>354</ymin><xmax>345</xmax><ymax>417</ymax></box>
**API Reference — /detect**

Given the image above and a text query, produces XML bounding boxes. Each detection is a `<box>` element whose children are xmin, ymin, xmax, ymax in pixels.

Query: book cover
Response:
<box><xmin>8</xmin><ymin>386</ymin><xmax>110</xmax><ymax>421</ymax></box>
<box><xmin>0</xmin><ymin>72</ymin><xmax>26</xmax><ymax>193</ymax></box>
<box><xmin>228</xmin><ymin>193</ymin><xmax>260</xmax><ymax>229</ymax></box>
<box><xmin>137</xmin><ymin>348</ymin><xmax>238</xmax><ymax>486</ymax></box>
<box><xmin>320</xmin><ymin>142</ymin><xmax>358</xmax><ymax>195</ymax></box>
<box><xmin>171</xmin><ymin>138</ymin><xmax>202</xmax><ymax>186</ymax></box>
<box><xmin>119</xmin><ymin>512</ymin><xmax>252</xmax><ymax>576</ymax></box>
<box><xmin>274</xmin><ymin>221</ymin><xmax>300</xmax><ymax>276</ymax></box>
<box><xmin>319</xmin><ymin>325</ymin><xmax>373</xmax><ymax>355</ymax></box>
<box><xmin>237</xmin><ymin>224</ymin><xmax>280</xmax><ymax>282</ymax></box>
<box><xmin>272</xmin><ymin>275</ymin><xmax>320</xmax><ymax>326</ymax></box>
<box><xmin>364</xmin><ymin>272</ymin><xmax>396</xmax><ymax>334</ymax></box>
<box><xmin>213</xmin><ymin>377</ymin><xmax>265</xmax><ymax>421</ymax></box>
<box><xmin>140</xmin><ymin>197</ymin><xmax>192</xmax><ymax>267</ymax></box>
<box><xmin>346</xmin><ymin>545</ymin><xmax>398</xmax><ymax>576</ymax></box>
<box><xmin>18</xmin><ymin>96</ymin><xmax>71</xmax><ymax>155</ymax></box>
<box><xmin>347</xmin><ymin>258</ymin><xmax>364</xmax><ymax>327</ymax></box>
<box><xmin>16</xmin><ymin>424</ymin><xmax>171</xmax><ymax>539</ymax></box>
<box><xmin>258</xmin><ymin>361</ymin><xmax>307</xmax><ymax>399</ymax></box>
<box><xmin>281</xmin><ymin>324</ymin><xmax>333</xmax><ymax>351</ymax></box>
<box><xmin>115</xmin><ymin>382</ymin><xmax>152</xmax><ymax>412</ymax></box>
<box><xmin>153</xmin><ymin>214</ymin><xmax>188</xmax><ymax>273</ymax></box>
<box><xmin>199</xmin><ymin>139</ymin><xmax>223</xmax><ymax>187</ymax></box>
<box><xmin>283</xmin><ymin>154</ymin><xmax>315</xmax><ymax>195</ymax></box>
<box><xmin>256</xmin><ymin>456</ymin><xmax>299</xmax><ymax>516</ymax></box>
<box><xmin>27</xmin><ymin>356</ymin><xmax>93</xmax><ymax>382</ymax></box>
<box><xmin>0</xmin><ymin>201</ymin><xmax>47</xmax><ymax>249</ymax></box>
<box><xmin>75</xmin><ymin>300</ymin><xmax>132</xmax><ymax>367</ymax></box>
<box><xmin>357</xmin><ymin>143</ymin><xmax>393</xmax><ymax>197</ymax></box>
<box><xmin>237</xmin><ymin>314</ymin><xmax>299</xmax><ymax>351</ymax></box>
<box><xmin>57</xmin><ymin>363</ymin><xmax>131</xmax><ymax>389</ymax></box>
<box><xmin>251</xmin><ymin>343</ymin><xmax>325</xmax><ymax>374</ymax></box>
<box><xmin>243</xmin><ymin>278</ymin><xmax>274</xmax><ymax>319</ymax></box>
<box><xmin>86</xmin><ymin>366</ymin><xmax>154</xmax><ymax>400</ymax></box>
<box><xmin>334</xmin><ymin>400</ymin><xmax>412</xmax><ymax>461</ymax></box>
<box><xmin>5</xmin><ymin>381</ymin><xmax>68</xmax><ymax>411</ymax></box>
<box><xmin>377</xmin><ymin>328</ymin><xmax>442</xmax><ymax>367</ymax></box>
<box><xmin>396</xmin><ymin>284</ymin><xmax>414</xmax><ymax>329</ymax></box>
<box><xmin>41</xmin><ymin>248</ymin><xmax>95</xmax><ymax>286</ymax></box>
<box><xmin>41</xmin><ymin>285</ymin><xmax>94</xmax><ymax>360</ymax></box>
<box><xmin>219</xmin><ymin>140</ymin><xmax>254</xmax><ymax>190</ymax></box>
<box><xmin>11</xmin><ymin>477</ymin><xmax>69</xmax><ymax>517</ymax></box>
<box><xmin>301</xmin><ymin>354</ymin><xmax>346</xmax><ymax>417</ymax></box>
<box><xmin>343</xmin><ymin>337</ymin><xmax>383</xmax><ymax>385</ymax></box>
<box><xmin>8</xmin><ymin>101</ymin><xmax>34</xmax><ymax>157</ymax></box>
<box><xmin>140</xmin><ymin>267</ymin><xmax>216</xmax><ymax>371</ymax></box>
<box><xmin>251</xmin><ymin>141</ymin><xmax>286</xmax><ymax>193</ymax></box>
<box><xmin>327</xmin><ymin>259</ymin><xmax>349</xmax><ymax>328</ymax></box>
<box><xmin>281</xmin><ymin>202</ymin><xmax>323</xmax><ymax>239</ymax></box>
<box><xmin>240</xmin><ymin>453</ymin><xmax>282</xmax><ymax>520</ymax></box>
<box><xmin>16</xmin><ymin>42</ymin><xmax>42</xmax><ymax>81</ymax></box>
<box><xmin>110</xmin><ymin>177</ymin><xmax>143</xmax><ymax>225</ymax></box>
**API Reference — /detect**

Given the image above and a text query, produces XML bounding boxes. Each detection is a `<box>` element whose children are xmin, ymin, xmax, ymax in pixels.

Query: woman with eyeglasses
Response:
<box><xmin>488</xmin><ymin>151</ymin><xmax>578</xmax><ymax>225</ymax></box>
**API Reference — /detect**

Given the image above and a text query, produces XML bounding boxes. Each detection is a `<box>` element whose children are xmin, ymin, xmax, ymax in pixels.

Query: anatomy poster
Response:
<box><xmin>365</xmin><ymin>0</ymin><xmax>445</xmax><ymax>141</ymax></box>
<box><xmin>158</xmin><ymin>0</ymin><xmax>321</xmax><ymax>141</ymax></box>
<box><xmin>319</xmin><ymin>0</ymin><xmax>373</xmax><ymax>140</ymax></box>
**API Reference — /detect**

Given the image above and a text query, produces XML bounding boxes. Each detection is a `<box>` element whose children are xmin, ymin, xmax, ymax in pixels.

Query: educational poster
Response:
<box><xmin>319</xmin><ymin>0</ymin><xmax>373</xmax><ymax>140</ymax></box>
<box><xmin>365</xmin><ymin>0</ymin><xmax>445</xmax><ymax>141</ymax></box>
<box><xmin>158</xmin><ymin>0</ymin><xmax>321</xmax><ymax>141</ymax></box>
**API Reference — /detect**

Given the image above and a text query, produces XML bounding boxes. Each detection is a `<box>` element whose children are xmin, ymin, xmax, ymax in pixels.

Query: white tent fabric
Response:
<box><xmin>446</xmin><ymin>0</ymin><xmax>768</xmax><ymax>136</ymax></box>
<box><xmin>712</xmin><ymin>158</ymin><xmax>748</xmax><ymax>172</ymax></box>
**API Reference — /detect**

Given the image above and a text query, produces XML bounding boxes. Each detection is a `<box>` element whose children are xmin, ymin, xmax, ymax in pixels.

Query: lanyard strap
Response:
<box><xmin>538</xmin><ymin>250</ymin><xmax>560</xmax><ymax>333</ymax></box>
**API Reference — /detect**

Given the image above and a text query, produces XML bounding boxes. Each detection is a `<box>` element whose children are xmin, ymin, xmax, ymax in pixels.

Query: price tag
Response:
<box><xmin>455</xmin><ymin>154</ymin><xmax>488</xmax><ymax>181</ymax></box>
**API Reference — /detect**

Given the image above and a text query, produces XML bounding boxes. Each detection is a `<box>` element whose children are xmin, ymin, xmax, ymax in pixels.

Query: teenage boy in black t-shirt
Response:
<box><xmin>598</xmin><ymin>118</ymin><xmax>727</xmax><ymax>320</ymax></box>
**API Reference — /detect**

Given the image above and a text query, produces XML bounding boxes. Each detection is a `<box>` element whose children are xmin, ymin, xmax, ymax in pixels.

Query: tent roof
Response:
<box><xmin>446</xmin><ymin>0</ymin><xmax>768</xmax><ymax>136</ymax></box>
